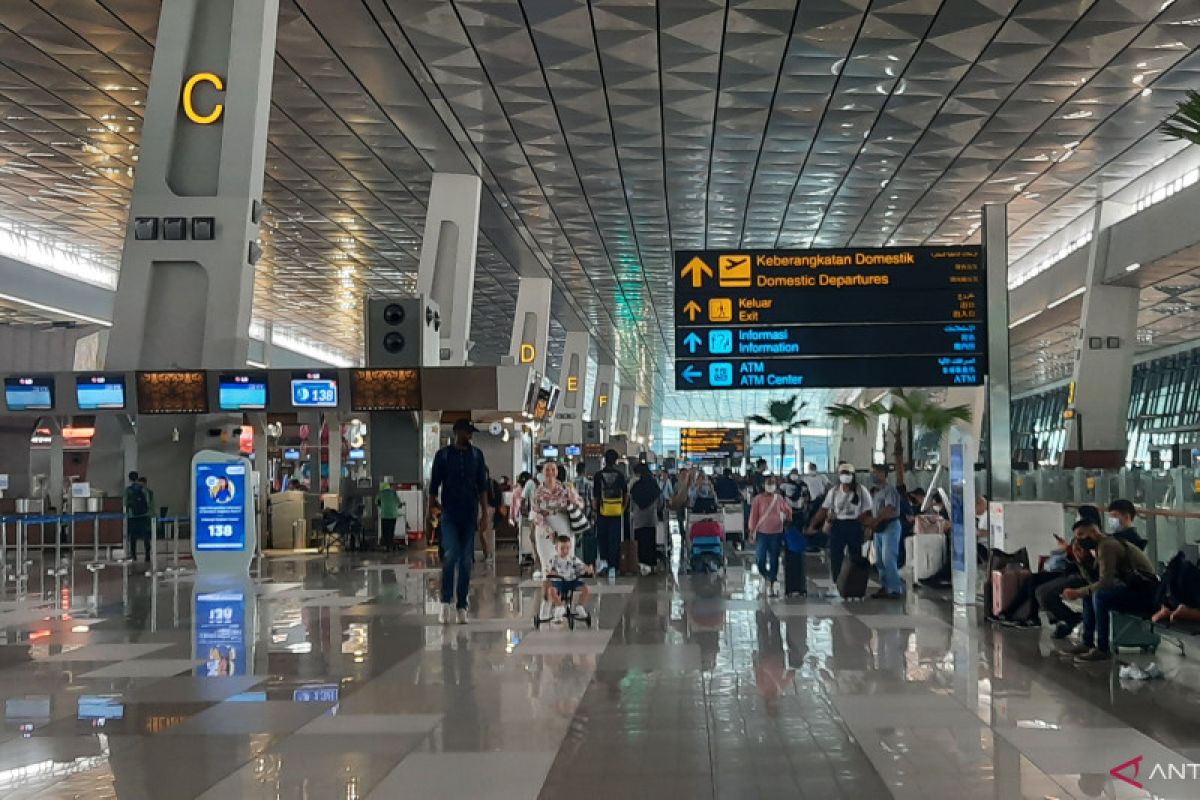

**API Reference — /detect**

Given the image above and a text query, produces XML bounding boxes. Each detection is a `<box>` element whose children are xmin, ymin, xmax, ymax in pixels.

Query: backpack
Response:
<box><xmin>631</xmin><ymin>477</ymin><xmax>659</xmax><ymax>511</ymax></box>
<box><xmin>598</xmin><ymin>470</ymin><xmax>624</xmax><ymax>518</ymax></box>
<box><xmin>127</xmin><ymin>484</ymin><xmax>150</xmax><ymax>517</ymax></box>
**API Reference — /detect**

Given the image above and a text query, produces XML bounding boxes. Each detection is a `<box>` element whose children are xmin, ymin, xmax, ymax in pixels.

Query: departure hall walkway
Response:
<box><xmin>0</xmin><ymin>546</ymin><xmax>1197</xmax><ymax>799</ymax></box>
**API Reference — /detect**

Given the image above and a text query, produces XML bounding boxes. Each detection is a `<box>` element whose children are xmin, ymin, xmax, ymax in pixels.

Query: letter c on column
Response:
<box><xmin>182</xmin><ymin>73</ymin><xmax>225</xmax><ymax>125</ymax></box>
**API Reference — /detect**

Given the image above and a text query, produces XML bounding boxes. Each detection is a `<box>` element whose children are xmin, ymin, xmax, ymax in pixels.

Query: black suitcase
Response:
<box><xmin>635</xmin><ymin>527</ymin><xmax>657</xmax><ymax>567</ymax></box>
<box><xmin>837</xmin><ymin>556</ymin><xmax>870</xmax><ymax>599</ymax></box>
<box><xmin>784</xmin><ymin>549</ymin><xmax>807</xmax><ymax>596</ymax></box>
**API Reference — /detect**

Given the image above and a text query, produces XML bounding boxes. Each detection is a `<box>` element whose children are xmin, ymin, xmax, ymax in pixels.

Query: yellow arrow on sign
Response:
<box><xmin>682</xmin><ymin>300</ymin><xmax>701</xmax><ymax>321</ymax></box>
<box><xmin>680</xmin><ymin>257</ymin><xmax>713</xmax><ymax>288</ymax></box>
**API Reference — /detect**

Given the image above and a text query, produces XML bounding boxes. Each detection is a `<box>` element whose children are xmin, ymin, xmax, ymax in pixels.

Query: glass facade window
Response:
<box><xmin>1011</xmin><ymin>346</ymin><xmax>1200</xmax><ymax>467</ymax></box>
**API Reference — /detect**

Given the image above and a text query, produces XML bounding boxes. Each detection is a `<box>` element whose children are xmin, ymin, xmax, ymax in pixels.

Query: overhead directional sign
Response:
<box><xmin>680</xmin><ymin>427</ymin><xmax>746</xmax><ymax>460</ymax></box>
<box><xmin>674</xmin><ymin>247</ymin><xmax>987</xmax><ymax>390</ymax></box>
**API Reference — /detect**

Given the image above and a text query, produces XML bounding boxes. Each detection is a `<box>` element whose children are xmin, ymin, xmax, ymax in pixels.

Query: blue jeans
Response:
<box><xmin>756</xmin><ymin>534</ymin><xmax>783</xmax><ymax>583</ymax></box>
<box><xmin>440</xmin><ymin>516</ymin><xmax>476</xmax><ymax>609</ymax></box>
<box><xmin>1081</xmin><ymin>582</ymin><xmax>1158</xmax><ymax>650</ymax></box>
<box><xmin>873</xmin><ymin>520</ymin><xmax>903</xmax><ymax>594</ymax></box>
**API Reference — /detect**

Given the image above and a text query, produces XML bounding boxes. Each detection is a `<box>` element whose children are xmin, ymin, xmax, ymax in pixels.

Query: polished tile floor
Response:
<box><xmin>0</xmin><ymin>541</ymin><xmax>1198</xmax><ymax>799</ymax></box>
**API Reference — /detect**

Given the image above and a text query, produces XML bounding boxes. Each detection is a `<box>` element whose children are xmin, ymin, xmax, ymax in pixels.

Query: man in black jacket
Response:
<box><xmin>1106</xmin><ymin>499</ymin><xmax>1148</xmax><ymax>550</ymax></box>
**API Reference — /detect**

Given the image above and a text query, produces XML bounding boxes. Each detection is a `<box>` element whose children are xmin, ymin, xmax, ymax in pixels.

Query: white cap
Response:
<box><xmin>837</xmin><ymin>462</ymin><xmax>855</xmax><ymax>473</ymax></box>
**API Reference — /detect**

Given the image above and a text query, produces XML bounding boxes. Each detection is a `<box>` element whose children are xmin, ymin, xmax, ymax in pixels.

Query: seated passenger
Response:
<box><xmin>1105</xmin><ymin>499</ymin><xmax>1148</xmax><ymax>550</ymax></box>
<box><xmin>1059</xmin><ymin>521</ymin><xmax>1159</xmax><ymax>662</ymax></box>
<box><xmin>544</xmin><ymin>535</ymin><xmax>593</xmax><ymax>621</ymax></box>
<box><xmin>1152</xmin><ymin>550</ymin><xmax>1200</xmax><ymax>626</ymax></box>
<box><xmin>999</xmin><ymin>525</ymin><xmax>1078</xmax><ymax>628</ymax></box>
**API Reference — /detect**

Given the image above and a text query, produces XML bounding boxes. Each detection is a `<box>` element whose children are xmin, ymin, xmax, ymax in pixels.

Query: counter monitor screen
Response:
<box><xmin>136</xmin><ymin>372</ymin><xmax>208</xmax><ymax>414</ymax></box>
<box><xmin>75</xmin><ymin>374</ymin><xmax>126</xmax><ymax>410</ymax></box>
<box><xmin>565</xmin><ymin>445</ymin><xmax>581</xmax><ymax>457</ymax></box>
<box><xmin>218</xmin><ymin>373</ymin><xmax>268</xmax><ymax>411</ymax></box>
<box><xmin>282</xmin><ymin>449</ymin><xmax>301</xmax><ymax>461</ymax></box>
<box><xmin>542</xmin><ymin>445</ymin><xmax>559</xmax><ymax>459</ymax></box>
<box><xmin>291</xmin><ymin>373</ymin><xmax>338</xmax><ymax>408</ymax></box>
<box><xmin>348</xmin><ymin>448</ymin><xmax>365</xmax><ymax>460</ymax></box>
<box><xmin>350</xmin><ymin>369</ymin><xmax>420</xmax><ymax>411</ymax></box>
<box><xmin>4</xmin><ymin>376</ymin><xmax>54</xmax><ymax>411</ymax></box>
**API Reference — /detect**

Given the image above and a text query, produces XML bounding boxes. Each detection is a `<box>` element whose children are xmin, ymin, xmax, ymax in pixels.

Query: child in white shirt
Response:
<box><xmin>545</xmin><ymin>535</ymin><xmax>593</xmax><ymax>619</ymax></box>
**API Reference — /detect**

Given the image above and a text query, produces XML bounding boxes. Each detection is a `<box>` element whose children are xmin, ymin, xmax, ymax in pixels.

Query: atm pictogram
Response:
<box><xmin>719</xmin><ymin>254</ymin><xmax>751</xmax><ymax>287</ymax></box>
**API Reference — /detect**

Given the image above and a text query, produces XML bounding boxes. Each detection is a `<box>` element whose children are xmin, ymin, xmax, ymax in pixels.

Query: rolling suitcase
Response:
<box><xmin>784</xmin><ymin>548</ymin><xmax>807</xmax><ymax>596</ymax></box>
<box><xmin>991</xmin><ymin>567</ymin><xmax>1032</xmax><ymax>617</ymax></box>
<box><xmin>619</xmin><ymin>540</ymin><xmax>640</xmax><ymax>576</ymax></box>
<box><xmin>906</xmin><ymin>533</ymin><xmax>946</xmax><ymax>581</ymax></box>
<box><xmin>837</xmin><ymin>556</ymin><xmax>870</xmax><ymax>599</ymax></box>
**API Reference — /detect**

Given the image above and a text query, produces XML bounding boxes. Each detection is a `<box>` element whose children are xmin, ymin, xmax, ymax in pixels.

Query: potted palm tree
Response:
<box><xmin>1161</xmin><ymin>90</ymin><xmax>1200</xmax><ymax>145</ymax></box>
<box><xmin>748</xmin><ymin>394</ymin><xmax>811</xmax><ymax>473</ymax></box>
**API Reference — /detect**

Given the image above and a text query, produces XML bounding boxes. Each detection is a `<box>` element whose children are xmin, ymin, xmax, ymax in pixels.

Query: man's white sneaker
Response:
<box><xmin>574</xmin><ymin>604</ymin><xmax>588</xmax><ymax>619</ymax></box>
<box><xmin>456</xmin><ymin>608</ymin><xmax>469</xmax><ymax>625</ymax></box>
<box><xmin>533</xmin><ymin>570</ymin><xmax>544</xmax><ymax>581</ymax></box>
<box><xmin>440</xmin><ymin>603</ymin><xmax>454</xmax><ymax>624</ymax></box>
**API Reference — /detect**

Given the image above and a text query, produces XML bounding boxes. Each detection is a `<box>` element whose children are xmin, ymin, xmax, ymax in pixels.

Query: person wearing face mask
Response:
<box><xmin>1105</xmin><ymin>499</ymin><xmax>1147</xmax><ymax>550</ymax></box>
<box><xmin>807</xmin><ymin>463</ymin><xmax>873</xmax><ymax>585</ymax></box>
<box><xmin>748</xmin><ymin>477</ymin><xmax>792</xmax><ymax>597</ymax></box>
<box><xmin>800</xmin><ymin>463</ymin><xmax>831</xmax><ymax>518</ymax></box>
<box><xmin>865</xmin><ymin>465</ymin><xmax>904</xmax><ymax>599</ymax></box>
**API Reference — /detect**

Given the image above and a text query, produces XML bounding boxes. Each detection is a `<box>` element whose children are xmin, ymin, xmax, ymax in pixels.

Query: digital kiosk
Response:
<box><xmin>948</xmin><ymin>428</ymin><xmax>978</xmax><ymax>606</ymax></box>
<box><xmin>190</xmin><ymin>450</ymin><xmax>258</xmax><ymax>678</ymax></box>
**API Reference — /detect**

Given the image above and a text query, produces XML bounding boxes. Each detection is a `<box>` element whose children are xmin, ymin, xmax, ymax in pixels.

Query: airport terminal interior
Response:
<box><xmin>3</xmin><ymin>0</ymin><xmax>1200</xmax><ymax>797</ymax></box>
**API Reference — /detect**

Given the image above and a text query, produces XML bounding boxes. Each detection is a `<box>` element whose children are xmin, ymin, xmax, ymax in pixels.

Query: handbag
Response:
<box><xmin>566</xmin><ymin>502</ymin><xmax>590</xmax><ymax>534</ymax></box>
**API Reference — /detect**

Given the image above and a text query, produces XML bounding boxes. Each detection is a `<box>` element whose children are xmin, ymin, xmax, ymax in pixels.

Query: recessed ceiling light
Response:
<box><xmin>1126</xmin><ymin>263</ymin><xmax>1142</xmax><ymax>272</ymax></box>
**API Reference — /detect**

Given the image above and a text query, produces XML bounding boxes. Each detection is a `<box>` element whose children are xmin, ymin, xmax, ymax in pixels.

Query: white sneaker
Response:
<box><xmin>440</xmin><ymin>603</ymin><xmax>453</xmax><ymax>624</ymax></box>
<box><xmin>639</xmin><ymin>564</ymin><xmax>652</xmax><ymax>576</ymax></box>
<box><xmin>533</xmin><ymin>570</ymin><xmax>544</xmax><ymax>581</ymax></box>
<box><xmin>597</xmin><ymin>560</ymin><xmax>608</xmax><ymax>574</ymax></box>
<box><xmin>456</xmin><ymin>608</ymin><xmax>469</xmax><ymax>625</ymax></box>
<box><xmin>574</xmin><ymin>604</ymin><xmax>588</xmax><ymax>619</ymax></box>
<box><xmin>553</xmin><ymin>605</ymin><xmax>566</xmax><ymax>619</ymax></box>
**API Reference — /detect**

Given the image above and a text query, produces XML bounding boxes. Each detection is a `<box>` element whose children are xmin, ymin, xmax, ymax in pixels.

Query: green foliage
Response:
<box><xmin>1161</xmin><ymin>91</ymin><xmax>1200</xmax><ymax>146</ymax></box>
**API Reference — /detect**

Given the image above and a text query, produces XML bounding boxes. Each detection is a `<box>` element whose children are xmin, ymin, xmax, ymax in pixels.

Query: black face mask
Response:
<box><xmin>1079</xmin><ymin>537</ymin><xmax>1099</xmax><ymax>552</ymax></box>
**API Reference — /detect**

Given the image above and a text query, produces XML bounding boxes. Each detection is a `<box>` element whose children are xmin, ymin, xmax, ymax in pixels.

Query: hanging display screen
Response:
<box><xmin>218</xmin><ymin>373</ymin><xmax>269</xmax><ymax>411</ymax></box>
<box><xmin>673</xmin><ymin>246</ymin><xmax>986</xmax><ymax>389</ymax></box>
<box><xmin>349</xmin><ymin>369</ymin><xmax>420</xmax><ymax>411</ymax></box>
<box><xmin>4</xmin><ymin>376</ymin><xmax>55</xmax><ymax>411</ymax></box>
<box><xmin>75</xmin><ymin>374</ymin><xmax>127</xmax><ymax>410</ymax></box>
<box><xmin>136</xmin><ymin>371</ymin><xmax>208</xmax><ymax>414</ymax></box>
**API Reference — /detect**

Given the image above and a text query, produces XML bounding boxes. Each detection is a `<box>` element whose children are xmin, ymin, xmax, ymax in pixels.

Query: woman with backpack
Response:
<box><xmin>629</xmin><ymin>464</ymin><xmax>662</xmax><ymax>572</ymax></box>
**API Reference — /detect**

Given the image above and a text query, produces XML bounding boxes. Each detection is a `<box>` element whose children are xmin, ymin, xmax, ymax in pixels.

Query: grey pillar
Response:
<box><xmin>983</xmin><ymin>204</ymin><xmax>1013</xmax><ymax>501</ymax></box>
<box><xmin>549</xmin><ymin>331</ymin><xmax>589</xmax><ymax>444</ymax></box>
<box><xmin>509</xmin><ymin>277</ymin><xmax>553</xmax><ymax>377</ymax></box>
<box><xmin>327</xmin><ymin>412</ymin><xmax>342</xmax><ymax>497</ymax></box>
<box><xmin>416</xmin><ymin>174</ymin><xmax>482</xmax><ymax>366</ymax></box>
<box><xmin>1063</xmin><ymin>204</ymin><xmax>1139</xmax><ymax>468</ymax></box>
<box><xmin>591</xmin><ymin>361</ymin><xmax>616</xmax><ymax>437</ymax></box>
<box><xmin>94</xmin><ymin>0</ymin><xmax>279</xmax><ymax>515</ymax></box>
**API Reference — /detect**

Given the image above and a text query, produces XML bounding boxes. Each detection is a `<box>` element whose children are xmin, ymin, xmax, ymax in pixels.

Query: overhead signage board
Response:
<box><xmin>673</xmin><ymin>247</ymin><xmax>987</xmax><ymax>390</ymax></box>
<box><xmin>680</xmin><ymin>427</ymin><xmax>745</xmax><ymax>460</ymax></box>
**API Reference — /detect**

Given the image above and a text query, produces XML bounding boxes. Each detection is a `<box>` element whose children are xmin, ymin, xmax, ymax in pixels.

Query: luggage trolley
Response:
<box><xmin>685</xmin><ymin>511</ymin><xmax>726</xmax><ymax>575</ymax></box>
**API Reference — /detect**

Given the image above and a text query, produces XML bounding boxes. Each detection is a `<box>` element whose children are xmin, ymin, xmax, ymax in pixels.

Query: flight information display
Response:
<box><xmin>680</xmin><ymin>427</ymin><xmax>746</xmax><ymax>460</ymax></box>
<box><xmin>673</xmin><ymin>247</ymin><xmax>987</xmax><ymax>390</ymax></box>
<box><xmin>291</xmin><ymin>372</ymin><xmax>338</xmax><ymax>408</ymax></box>
<box><xmin>4</xmin><ymin>376</ymin><xmax>55</xmax><ymax>411</ymax></box>
<box><xmin>76</xmin><ymin>374</ymin><xmax>127</xmax><ymax>410</ymax></box>
<box><xmin>218</xmin><ymin>373</ymin><xmax>268</xmax><ymax>411</ymax></box>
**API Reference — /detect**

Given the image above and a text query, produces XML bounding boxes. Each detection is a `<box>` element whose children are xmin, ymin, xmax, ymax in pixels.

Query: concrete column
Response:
<box><xmin>47</xmin><ymin>418</ymin><xmax>64</xmax><ymax>511</ymax></box>
<box><xmin>508</xmin><ymin>277</ymin><xmax>553</xmax><ymax>377</ymax></box>
<box><xmin>983</xmin><ymin>203</ymin><xmax>1013</xmax><ymax>500</ymax></box>
<box><xmin>326</xmin><ymin>412</ymin><xmax>342</xmax><ymax>497</ymax></box>
<box><xmin>1064</xmin><ymin>205</ymin><xmax>1139</xmax><ymax>468</ymax></box>
<box><xmin>107</xmin><ymin>0</ymin><xmax>277</xmax><ymax>369</ymax></box>
<box><xmin>615</xmin><ymin>382</ymin><xmax>636</xmax><ymax>438</ymax></box>
<box><xmin>591</xmin><ymin>361</ymin><xmax>616</xmax><ymax>435</ymax></box>
<box><xmin>305</xmin><ymin>412</ymin><xmax>321</xmax><ymax>492</ymax></box>
<box><xmin>94</xmin><ymin>0</ymin><xmax>279</xmax><ymax>513</ymax></box>
<box><xmin>635</xmin><ymin>405</ymin><xmax>652</xmax><ymax>449</ymax></box>
<box><xmin>549</xmin><ymin>331</ymin><xmax>589</xmax><ymax>443</ymax></box>
<box><xmin>416</xmin><ymin>174</ymin><xmax>482</xmax><ymax>366</ymax></box>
